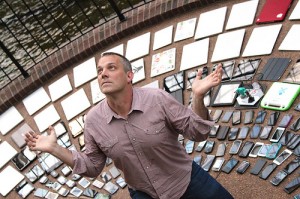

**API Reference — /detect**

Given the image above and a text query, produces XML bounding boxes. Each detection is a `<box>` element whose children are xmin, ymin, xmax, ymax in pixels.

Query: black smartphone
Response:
<box><xmin>212</xmin><ymin>109</ymin><xmax>223</xmax><ymax>122</ymax></box>
<box><xmin>244</xmin><ymin>110</ymin><xmax>254</xmax><ymax>124</ymax></box>
<box><xmin>284</xmin><ymin>176</ymin><xmax>300</xmax><ymax>194</ymax></box>
<box><xmin>250</xmin><ymin>124</ymin><xmax>261</xmax><ymax>139</ymax></box>
<box><xmin>279</xmin><ymin>131</ymin><xmax>295</xmax><ymax>146</ymax></box>
<box><xmin>259</xmin><ymin>126</ymin><xmax>273</xmax><ymax>140</ymax></box>
<box><xmin>217</xmin><ymin>126</ymin><xmax>229</xmax><ymax>140</ymax></box>
<box><xmin>238</xmin><ymin>141</ymin><xmax>254</xmax><ymax>158</ymax></box>
<box><xmin>229</xmin><ymin>140</ymin><xmax>242</xmax><ymax>154</ymax></box>
<box><xmin>209</xmin><ymin>124</ymin><xmax>220</xmax><ymax>138</ymax></box>
<box><xmin>202</xmin><ymin>155</ymin><xmax>215</xmax><ymax>172</ymax></box>
<box><xmin>290</xmin><ymin>118</ymin><xmax>300</xmax><ymax>131</ymax></box>
<box><xmin>270</xmin><ymin>170</ymin><xmax>288</xmax><ymax>186</ymax></box>
<box><xmin>221</xmin><ymin>157</ymin><xmax>239</xmax><ymax>174</ymax></box>
<box><xmin>237</xmin><ymin>126</ymin><xmax>250</xmax><ymax>140</ymax></box>
<box><xmin>232</xmin><ymin>111</ymin><xmax>241</xmax><ymax>125</ymax></box>
<box><xmin>284</xmin><ymin>157</ymin><xmax>300</xmax><ymax>175</ymax></box>
<box><xmin>204</xmin><ymin>140</ymin><xmax>215</xmax><ymax>154</ymax></box>
<box><xmin>250</xmin><ymin>158</ymin><xmax>267</xmax><ymax>175</ymax></box>
<box><xmin>221</xmin><ymin>111</ymin><xmax>233</xmax><ymax>123</ymax></box>
<box><xmin>287</xmin><ymin>134</ymin><xmax>300</xmax><ymax>150</ymax></box>
<box><xmin>228</xmin><ymin>127</ymin><xmax>239</xmax><ymax>141</ymax></box>
<box><xmin>267</xmin><ymin>111</ymin><xmax>280</xmax><ymax>126</ymax></box>
<box><xmin>254</xmin><ymin>110</ymin><xmax>267</xmax><ymax>124</ymax></box>
<box><xmin>236</xmin><ymin>160</ymin><xmax>250</xmax><ymax>174</ymax></box>
<box><xmin>259</xmin><ymin>163</ymin><xmax>277</xmax><ymax>180</ymax></box>
<box><xmin>278</xmin><ymin>114</ymin><xmax>293</xmax><ymax>128</ymax></box>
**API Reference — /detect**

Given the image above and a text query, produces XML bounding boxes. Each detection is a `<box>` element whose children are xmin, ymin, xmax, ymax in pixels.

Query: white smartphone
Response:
<box><xmin>273</xmin><ymin>149</ymin><xmax>293</xmax><ymax>165</ymax></box>
<box><xmin>270</xmin><ymin>127</ymin><xmax>285</xmax><ymax>142</ymax></box>
<box><xmin>249</xmin><ymin>142</ymin><xmax>264</xmax><ymax>158</ymax></box>
<box><xmin>212</xmin><ymin>157</ymin><xmax>225</xmax><ymax>171</ymax></box>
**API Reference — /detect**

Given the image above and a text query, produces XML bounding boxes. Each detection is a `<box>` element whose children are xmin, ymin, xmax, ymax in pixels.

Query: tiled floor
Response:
<box><xmin>1</xmin><ymin>0</ymin><xmax>300</xmax><ymax>198</ymax></box>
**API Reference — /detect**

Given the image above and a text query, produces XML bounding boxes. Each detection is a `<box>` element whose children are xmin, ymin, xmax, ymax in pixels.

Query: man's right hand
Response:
<box><xmin>24</xmin><ymin>126</ymin><xmax>57</xmax><ymax>153</ymax></box>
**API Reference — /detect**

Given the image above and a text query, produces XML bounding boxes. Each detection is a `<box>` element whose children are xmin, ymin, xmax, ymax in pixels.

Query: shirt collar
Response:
<box><xmin>104</xmin><ymin>87</ymin><xmax>144</xmax><ymax>123</ymax></box>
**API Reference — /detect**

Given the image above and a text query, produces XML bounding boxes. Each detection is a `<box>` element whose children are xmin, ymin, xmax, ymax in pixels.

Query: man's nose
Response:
<box><xmin>101</xmin><ymin>68</ymin><xmax>108</xmax><ymax>78</ymax></box>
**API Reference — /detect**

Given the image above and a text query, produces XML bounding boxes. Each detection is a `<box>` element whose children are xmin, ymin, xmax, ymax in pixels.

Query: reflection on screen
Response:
<box><xmin>214</xmin><ymin>84</ymin><xmax>240</xmax><ymax>105</ymax></box>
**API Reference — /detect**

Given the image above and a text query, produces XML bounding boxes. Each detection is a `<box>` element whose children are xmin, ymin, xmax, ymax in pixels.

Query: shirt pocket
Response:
<box><xmin>99</xmin><ymin>137</ymin><xmax>119</xmax><ymax>157</ymax></box>
<box><xmin>142</xmin><ymin>122</ymin><xmax>168</xmax><ymax>146</ymax></box>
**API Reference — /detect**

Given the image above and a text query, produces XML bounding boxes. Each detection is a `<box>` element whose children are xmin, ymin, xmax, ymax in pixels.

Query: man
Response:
<box><xmin>25</xmin><ymin>52</ymin><xmax>233</xmax><ymax>199</ymax></box>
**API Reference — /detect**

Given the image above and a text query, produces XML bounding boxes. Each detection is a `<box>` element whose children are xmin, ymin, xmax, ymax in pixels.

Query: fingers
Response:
<box><xmin>24</xmin><ymin>131</ymin><xmax>37</xmax><ymax>150</ymax></box>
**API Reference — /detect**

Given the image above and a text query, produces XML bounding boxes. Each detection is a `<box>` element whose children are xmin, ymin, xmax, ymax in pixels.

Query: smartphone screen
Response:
<box><xmin>259</xmin><ymin>163</ymin><xmax>277</xmax><ymax>180</ymax></box>
<box><xmin>266</xmin><ymin>143</ymin><xmax>282</xmax><ymax>159</ymax></box>
<box><xmin>193</xmin><ymin>155</ymin><xmax>202</xmax><ymax>166</ymax></box>
<box><xmin>273</xmin><ymin>149</ymin><xmax>292</xmax><ymax>165</ymax></box>
<box><xmin>202</xmin><ymin>155</ymin><xmax>215</xmax><ymax>171</ymax></box>
<box><xmin>229</xmin><ymin>140</ymin><xmax>242</xmax><ymax>154</ymax></box>
<box><xmin>249</xmin><ymin>142</ymin><xmax>264</xmax><ymax>158</ymax></box>
<box><xmin>221</xmin><ymin>111</ymin><xmax>233</xmax><ymax>123</ymax></box>
<box><xmin>260</xmin><ymin>126</ymin><xmax>272</xmax><ymax>140</ymax></box>
<box><xmin>185</xmin><ymin>140</ymin><xmax>195</xmax><ymax>154</ymax></box>
<box><xmin>244</xmin><ymin>110</ymin><xmax>254</xmax><ymax>124</ymax></box>
<box><xmin>290</xmin><ymin>118</ymin><xmax>300</xmax><ymax>131</ymax></box>
<box><xmin>284</xmin><ymin>157</ymin><xmax>300</xmax><ymax>175</ymax></box>
<box><xmin>267</xmin><ymin>111</ymin><xmax>280</xmax><ymax>126</ymax></box>
<box><xmin>217</xmin><ymin>126</ymin><xmax>229</xmax><ymax>140</ymax></box>
<box><xmin>212</xmin><ymin>110</ymin><xmax>223</xmax><ymax>122</ymax></box>
<box><xmin>287</xmin><ymin>134</ymin><xmax>300</xmax><ymax>149</ymax></box>
<box><xmin>255</xmin><ymin>110</ymin><xmax>267</xmax><ymax>124</ymax></box>
<box><xmin>236</xmin><ymin>161</ymin><xmax>250</xmax><ymax>174</ymax></box>
<box><xmin>195</xmin><ymin>141</ymin><xmax>207</xmax><ymax>152</ymax></box>
<box><xmin>221</xmin><ymin>158</ymin><xmax>239</xmax><ymax>174</ymax></box>
<box><xmin>239</xmin><ymin>141</ymin><xmax>254</xmax><ymax>158</ymax></box>
<box><xmin>270</xmin><ymin>170</ymin><xmax>288</xmax><ymax>186</ymax></box>
<box><xmin>257</xmin><ymin>144</ymin><xmax>271</xmax><ymax>157</ymax></box>
<box><xmin>284</xmin><ymin>176</ymin><xmax>300</xmax><ymax>194</ymax></box>
<box><xmin>216</xmin><ymin>142</ymin><xmax>226</xmax><ymax>157</ymax></box>
<box><xmin>250</xmin><ymin>158</ymin><xmax>267</xmax><ymax>175</ymax></box>
<box><xmin>278</xmin><ymin>114</ymin><xmax>293</xmax><ymax>128</ymax></box>
<box><xmin>209</xmin><ymin>125</ymin><xmax>219</xmax><ymax>138</ymax></box>
<box><xmin>228</xmin><ymin>127</ymin><xmax>239</xmax><ymax>141</ymax></box>
<box><xmin>204</xmin><ymin>141</ymin><xmax>215</xmax><ymax>154</ymax></box>
<box><xmin>212</xmin><ymin>157</ymin><xmax>225</xmax><ymax>171</ymax></box>
<box><xmin>250</xmin><ymin>125</ymin><xmax>261</xmax><ymax>139</ymax></box>
<box><xmin>238</xmin><ymin>126</ymin><xmax>250</xmax><ymax>140</ymax></box>
<box><xmin>270</xmin><ymin>127</ymin><xmax>285</xmax><ymax>142</ymax></box>
<box><xmin>232</xmin><ymin>111</ymin><xmax>241</xmax><ymax>125</ymax></box>
<box><xmin>279</xmin><ymin>131</ymin><xmax>295</xmax><ymax>146</ymax></box>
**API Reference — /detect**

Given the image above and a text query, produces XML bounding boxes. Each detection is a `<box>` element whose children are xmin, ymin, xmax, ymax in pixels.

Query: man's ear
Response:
<box><xmin>127</xmin><ymin>71</ymin><xmax>134</xmax><ymax>83</ymax></box>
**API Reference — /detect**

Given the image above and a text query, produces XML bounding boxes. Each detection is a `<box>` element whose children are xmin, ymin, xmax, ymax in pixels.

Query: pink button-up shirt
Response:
<box><xmin>72</xmin><ymin>87</ymin><xmax>213</xmax><ymax>199</ymax></box>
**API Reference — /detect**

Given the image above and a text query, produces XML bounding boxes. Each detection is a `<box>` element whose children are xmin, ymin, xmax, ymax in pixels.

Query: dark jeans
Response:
<box><xmin>128</xmin><ymin>161</ymin><xmax>234</xmax><ymax>199</ymax></box>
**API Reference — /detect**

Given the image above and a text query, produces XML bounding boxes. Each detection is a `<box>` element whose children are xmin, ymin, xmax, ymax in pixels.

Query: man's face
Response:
<box><xmin>97</xmin><ymin>55</ymin><xmax>131</xmax><ymax>95</ymax></box>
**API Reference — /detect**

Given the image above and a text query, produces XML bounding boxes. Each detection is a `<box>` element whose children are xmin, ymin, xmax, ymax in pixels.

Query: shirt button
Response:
<box><xmin>139</xmin><ymin>152</ymin><xmax>142</xmax><ymax>155</ymax></box>
<box><xmin>132</xmin><ymin>138</ymin><xmax>136</xmax><ymax>141</ymax></box>
<box><xmin>146</xmin><ymin>166</ymin><xmax>149</xmax><ymax>169</ymax></box>
<box><xmin>153</xmin><ymin>180</ymin><xmax>156</xmax><ymax>183</ymax></box>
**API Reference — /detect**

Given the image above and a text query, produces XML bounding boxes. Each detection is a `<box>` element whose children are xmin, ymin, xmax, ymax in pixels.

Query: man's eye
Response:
<box><xmin>98</xmin><ymin>69</ymin><xmax>103</xmax><ymax>74</ymax></box>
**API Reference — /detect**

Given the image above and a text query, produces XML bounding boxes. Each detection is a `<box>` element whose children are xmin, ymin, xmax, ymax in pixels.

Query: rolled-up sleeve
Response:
<box><xmin>72</xmin><ymin>124</ymin><xmax>107</xmax><ymax>177</ymax></box>
<box><xmin>160</xmin><ymin>90</ymin><xmax>214</xmax><ymax>141</ymax></box>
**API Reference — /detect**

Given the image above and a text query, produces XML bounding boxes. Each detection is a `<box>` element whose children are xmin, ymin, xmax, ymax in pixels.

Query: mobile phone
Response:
<box><xmin>216</xmin><ymin>126</ymin><xmax>229</xmax><ymax>140</ymax></box>
<box><xmin>270</xmin><ymin>127</ymin><xmax>285</xmax><ymax>142</ymax></box>
<box><xmin>204</xmin><ymin>140</ymin><xmax>215</xmax><ymax>154</ymax></box>
<box><xmin>279</xmin><ymin>131</ymin><xmax>295</xmax><ymax>146</ymax></box>
<box><xmin>278</xmin><ymin>114</ymin><xmax>293</xmax><ymax>128</ymax></box>
<box><xmin>70</xmin><ymin>187</ymin><xmax>83</xmax><ymax>197</ymax></box>
<box><xmin>237</xmin><ymin>126</ymin><xmax>250</xmax><ymax>140</ymax></box>
<box><xmin>236</xmin><ymin>160</ymin><xmax>250</xmax><ymax>174</ymax></box>
<box><xmin>294</xmin><ymin>102</ymin><xmax>300</xmax><ymax>111</ymax></box>
<box><xmin>221</xmin><ymin>111</ymin><xmax>233</xmax><ymax>123</ymax></box>
<box><xmin>270</xmin><ymin>170</ymin><xmax>288</xmax><ymax>186</ymax></box>
<box><xmin>250</xmin><ymin>125</ymin><xmax>261</xmax><ymax>139</ymax></box>
<box><xmin>273</xmin><ymin>149</ymin><xmax>293</xmax><ymax>165</ymax></box>
<box><xmin>195</xmin><ymin>141</ymin><xmax>207</xmax><ymax>152</ymax></box>
<box><xmin>244</xmin><ymin>110</ymin><xmax>254</xmax><ymax>124</ymax></box>
<box><xmin>232</xmin><ymin>111</ymin><xmax>241</xmax><ymax>125</ymax></box>
<box><xmin>287</xmin><ymin>134</ymin><xmax>300</xmax><ymax>150</ymax></box>
<box><xmin>266</xmin><ymin>143</ymin><xmax>282</xmax><ymax>159</ymax></box>
<box><xmin>34</xmin><ymin>188</ymin><xmax>48</xmax><ymax>198</ymax></box>
<box><xmin>202</xmin><ymin>155</ymin><xmax>215</xmax><ymax>172</ymax></box>
<box><xmin>185</xmin><ymin>140</ymin><xmax>195</xmax><ymax>154</ymax></box>
<box><xmin>193</xmin><ymin>155</ymin><xmax>202</xmax><ymax>166</ymax></box>
<box><xmin>221</xmin><ymin>157</ymin><xmax>239</xmax><ymax>174</ymax></box>
<box><xmin>283</xmin><ymin>157</ymin><xmax>300</xmax><ymax>175</ymax></box>
<box><xmin>216</xmin><ymin>142</ymin><xmax>227</xmax><ymax>157</ymax></box>
<box><xmin>284</xmin><ymin>176</ymin><xmax>300</xmax><ymax>194</ymax></box>
<box><xmin>249</xmin><ymin>142</ymin><xmax>264</xmax><ymax>158</ymax></box>
<box><xmin>250</xmin><ymin>158</ymin><xmax>267</xmax><ymax>175</ymax></box>
<box><xmin>212</xmin><ymin>109</ymin><xmax>223</xmax><ymax>122</ymax></box>
<box><xmin>254</xmin><ymin>110</ymin><xmax>267</xmax><ymax>124</ymax></box>
<box><xmin>229</xmin><ymin>140</ymin><xmax>242</xmax><ymax>154</ymax></box>
<box><xmin>259</xmin><ymin>163</ymin><xmax>277</xmax><ymax>180</ymax></box>
<box><xmin>259</xmin><ymin>126</ymin><xmax>272</xmax><ymax>140</ymax></box>
<box><xmin>267</xmin><ymin>111</ymin><xmax>280</xmax><ymax>126</ymax></box>
<box><xmin>290</xmin><ymin>118</ymin><xmax>300</xmax><ymax>131</ymax></box>
<box><xmin>209</xmin><ymin>125</ymin><xmax>219</xmax><ymax>138</ymax></box>
<box><xmin>238</xmin><ymin>141</ymin><xmax>254</xmax><ymax>158</ymax></box>
<box><xmin>228</xmin><ymin>127</ymin><xmax>239</xmax><ymax>141</ymax></box>
<box><xmin>212</xmin><ymin>157</ymin><xmax>225</xmax><ymax>171</ymax></box>
<box><xmin>257</xmin><ymin>144</ymin><xmax>271</xmax><ymax>157</ymax></box>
